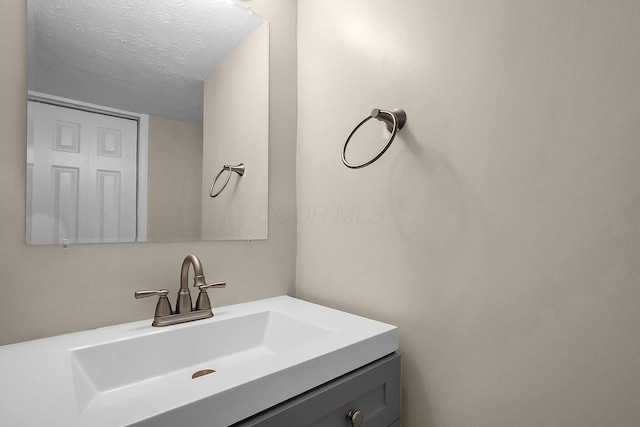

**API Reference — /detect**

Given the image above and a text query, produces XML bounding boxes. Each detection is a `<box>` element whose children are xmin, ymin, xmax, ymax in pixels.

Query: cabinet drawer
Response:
<box><xmin>232</xmin><ymin>353</ymin><xmax>401</xmax><ymax>427</ymax></box>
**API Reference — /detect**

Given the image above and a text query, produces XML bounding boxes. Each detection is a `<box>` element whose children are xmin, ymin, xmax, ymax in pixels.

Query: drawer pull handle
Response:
<box><xmin>347</xmin><ymin>409</ymin><xmax>364</xmax><ymax>427</ymax></box>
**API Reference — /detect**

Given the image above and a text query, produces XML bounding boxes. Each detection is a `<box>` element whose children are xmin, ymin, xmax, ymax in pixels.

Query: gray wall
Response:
<box><xmin>296</xmin><ymin>1</ymin><xmax>640</xmax><ymax>426</ymax></box>
<box><xmin>0</xmin><ymin>0</ymin><xmax>297</xmax><ymax>345</ymax></box>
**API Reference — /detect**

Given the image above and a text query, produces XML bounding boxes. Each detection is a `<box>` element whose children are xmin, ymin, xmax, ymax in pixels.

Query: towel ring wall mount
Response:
<box><xmin>209</xmin><ymin>163</ymin><xmax>245</xmax><ymax>198</ymax></box>
<box><xmin>342</xmin><ymin>108</ymin><xmax>407</xmax><ymax>169</ymax></box>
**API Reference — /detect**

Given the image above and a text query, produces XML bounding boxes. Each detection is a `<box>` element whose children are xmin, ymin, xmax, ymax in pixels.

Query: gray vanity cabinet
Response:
<box><xmin>231</xmin><ymin>353</ymin><xmax>401</xmax><ymax>427</ymax></box>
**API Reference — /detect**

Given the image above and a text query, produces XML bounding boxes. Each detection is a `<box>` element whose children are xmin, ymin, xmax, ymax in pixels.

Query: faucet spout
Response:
<box><xmin>177</xmin><ymin>254</ymin><xmax>207</xmax><ymax>314</ymax></box>
<box><xmin>180</xmin><ymin>254</ymin><xmax>207</xmax><ymax>289</ymax></box>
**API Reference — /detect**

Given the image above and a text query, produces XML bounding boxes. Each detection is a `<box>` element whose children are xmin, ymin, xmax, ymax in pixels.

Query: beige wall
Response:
<box><xmin>202</xmin><ymin>22</ymin><xmax>269</xmax><ymax>240</ymax></box>
<box><xmin>297</xmin><ymin>1</ymin><xmax>640</xmax><ymax>426</ymax></box>
<box><xmin>0</xmin><ymin>0</ymin><xmax>297</xmax><ymax>345</ymax></box>
<box><xmin>147</xmin><ymin>116</ymin><xmax>203</xmax><ymax>242</ymax></box>
<box><xmin>6</xmin><ymin>0</ymin><xmax>640</xmax><ymax>424</ymax></box>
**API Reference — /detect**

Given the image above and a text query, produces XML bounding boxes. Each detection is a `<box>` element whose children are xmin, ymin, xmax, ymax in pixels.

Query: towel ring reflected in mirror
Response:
<box><xmin>341</xmin><ymin>108</ymin><xmax>407</xmax><ymax>169</ymax></box>
<box><xmin>209</xmin><ymin>163</ymin><xmax>245</xmax><ymax>198</ymax></box>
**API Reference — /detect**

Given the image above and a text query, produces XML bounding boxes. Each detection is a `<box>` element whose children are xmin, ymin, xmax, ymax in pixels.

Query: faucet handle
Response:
<box><xmin>134</xmin><ymin>289</ymin><xmax>173</xmax><ymax>317</ymax></box>
<box><xmin>135</xmin><ymin>289</ymin><xmax>169</xmax><ymax>299</ymax></box>
<box><xmin>197</xmin><ymin>281</ymin><xmax>226</xmax><ymax>290</ymax></box>
<box><xmin>195</xmin><ymin>282</ymin><xmax>226</xmax><ymax>311</ymax></box>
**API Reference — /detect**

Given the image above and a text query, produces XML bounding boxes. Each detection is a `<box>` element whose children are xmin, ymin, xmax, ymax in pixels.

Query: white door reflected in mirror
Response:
<box><xmin>27</xmin><ymin>101</ymin><xmax>138</xmax><ymax>244</ymax></box>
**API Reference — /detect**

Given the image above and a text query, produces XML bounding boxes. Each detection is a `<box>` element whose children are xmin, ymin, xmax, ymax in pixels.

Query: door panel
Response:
<box><xmin>27</xmin><ymin>101</ymin><xmax>138</xmax><ymax>244</ymax></box>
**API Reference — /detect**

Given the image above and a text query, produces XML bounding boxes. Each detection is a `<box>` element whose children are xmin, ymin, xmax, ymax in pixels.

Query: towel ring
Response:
<box><xmin>209</xmin><ymin>163</ymin><xmax>245</xmax><ymax>198</ymax></box>
<box><xmin>342</xmin><ymin>108</ymin><xmax>407</xmax><ymax>169</ymax></box>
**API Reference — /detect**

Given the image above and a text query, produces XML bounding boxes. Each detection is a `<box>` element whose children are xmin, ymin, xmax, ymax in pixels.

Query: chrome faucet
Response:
<box><xmin>135</xmin><ymin>254</ymin><xmax>226</xmax><ymax>327</ymax></box>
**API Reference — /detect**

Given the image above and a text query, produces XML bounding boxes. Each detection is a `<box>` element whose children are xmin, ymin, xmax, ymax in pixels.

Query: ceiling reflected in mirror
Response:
<box><xmin>27</xmin><ymin>0</ymin><xmax>264</xmax><ymax>124</ymax></box>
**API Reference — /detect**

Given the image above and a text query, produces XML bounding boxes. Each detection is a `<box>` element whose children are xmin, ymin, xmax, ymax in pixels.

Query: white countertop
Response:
<box><xmin>0</xmin><ymin>296</ymin><xmax>397</xmax><ymax>427</ymax></box>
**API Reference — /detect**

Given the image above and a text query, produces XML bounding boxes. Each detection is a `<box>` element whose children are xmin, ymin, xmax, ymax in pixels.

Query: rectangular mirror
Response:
<box><xmin>26</xmin><ymin>0</ymin><xmax>269</xmax><ymax>244</ymax></box>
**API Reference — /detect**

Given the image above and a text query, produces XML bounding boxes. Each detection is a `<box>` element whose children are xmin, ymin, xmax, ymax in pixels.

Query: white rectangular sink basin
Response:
<box><xmin>0</xmin><ymin>296</ymin><xmax>397</xmax><ymax>427</ymax></box>
<box><xmin>71</xmin><ymin>309</ymin><xmax>334</xmax><ymax>412</ymax></box>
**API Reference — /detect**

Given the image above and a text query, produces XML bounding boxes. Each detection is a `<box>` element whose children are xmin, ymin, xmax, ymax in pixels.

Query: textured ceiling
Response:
<box><xmin>27</xmin><ymin>0</ymin><xmax>265</xmax><ymax>124</ymax></box>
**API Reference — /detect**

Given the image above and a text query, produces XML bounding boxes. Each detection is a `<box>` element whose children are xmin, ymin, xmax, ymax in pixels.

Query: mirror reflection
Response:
<box><xmin>26</xmin><ymin>0</ymin><xmax>269</xmax><ymax>244</ymax></box>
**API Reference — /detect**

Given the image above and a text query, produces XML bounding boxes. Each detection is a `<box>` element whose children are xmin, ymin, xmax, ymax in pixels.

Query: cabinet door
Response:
<box><xmin>232</xmin><ymin>353</ymin><xmax>401</xmax><ymax>427</ymax></box>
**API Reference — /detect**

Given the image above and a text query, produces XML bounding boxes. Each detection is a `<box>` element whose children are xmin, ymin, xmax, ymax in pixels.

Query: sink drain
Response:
<box><xmin>192</xmin><ymin>369</ymin><xmax>216</xmax><ymax>379</ymax></box>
